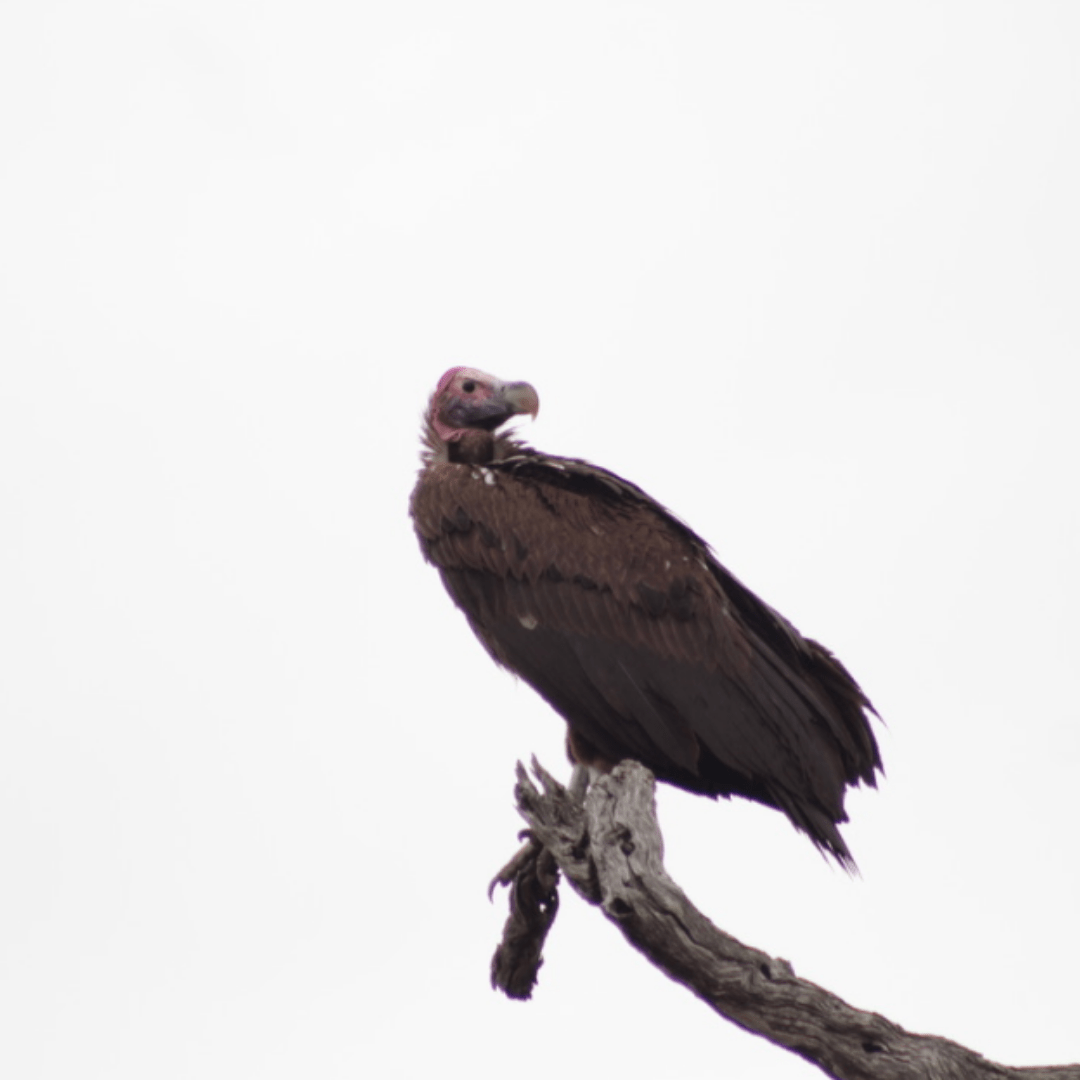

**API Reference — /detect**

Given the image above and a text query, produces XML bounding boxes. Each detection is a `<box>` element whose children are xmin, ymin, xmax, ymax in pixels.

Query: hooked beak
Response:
<box><xmin>444</xmin><ymin>378</ymin><xmax>539</xmax><ymax>433</ymax></box>
<box><xmin>500</xmin><ymin>380</ymin><xmax>540</xmax><ymax>422</ymax></box>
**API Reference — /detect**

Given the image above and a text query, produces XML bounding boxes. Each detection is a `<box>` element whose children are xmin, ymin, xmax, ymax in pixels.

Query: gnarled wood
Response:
<box><xmin>489</xmin><ymin>837</ymin><xmax>559</xmax><ymax>1000</ymax></box>
<box><xmin>491</xmin><ymin>760</ymin><xmax>1079</xmax><ymax>1080</ymax></box>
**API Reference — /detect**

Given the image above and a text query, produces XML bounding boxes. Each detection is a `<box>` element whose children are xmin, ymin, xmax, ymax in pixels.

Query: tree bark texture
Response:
<box><xmin>490</xmin><ymin>759</ymin><xmax>1079</xmax><ymax>1080</ymax></box>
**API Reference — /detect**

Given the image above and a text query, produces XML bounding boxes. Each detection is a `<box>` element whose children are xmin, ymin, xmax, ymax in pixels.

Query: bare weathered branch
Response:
<box><xmin>489</xmin><ymin>835</ymin><xmax>559</xmax><ymax>1000</ymax></box>
<box><xmin>490</xmin><ymin>759</ymin><xmax>1079</xmax><ymax>1080</ymax></box>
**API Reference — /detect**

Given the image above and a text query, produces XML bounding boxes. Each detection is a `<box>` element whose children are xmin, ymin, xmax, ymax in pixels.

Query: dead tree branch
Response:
<box><xmin>490</xmin><ymin>759</ymin><xmax>1079</xmax><ymax>1080</ymax></box>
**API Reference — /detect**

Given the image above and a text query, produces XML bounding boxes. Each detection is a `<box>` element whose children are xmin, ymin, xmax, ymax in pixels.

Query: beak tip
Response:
<box><xmin>505</xmin><ymin>381</ymin><xmax>540</xmax><ymax>421</ymax></box>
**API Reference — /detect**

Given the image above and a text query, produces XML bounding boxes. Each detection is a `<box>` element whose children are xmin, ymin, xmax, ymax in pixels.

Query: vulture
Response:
<box><xmin>411</xmin><ymin>367</ymin><xmax>882</xmax><ymax>867</ymax></box>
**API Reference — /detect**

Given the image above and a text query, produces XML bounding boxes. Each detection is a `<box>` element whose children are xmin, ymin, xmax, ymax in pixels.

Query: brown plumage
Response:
<box><xmin>411</xmin><ymin>367</ymin><xmax>882</xmax><ymax>867</ymax></box>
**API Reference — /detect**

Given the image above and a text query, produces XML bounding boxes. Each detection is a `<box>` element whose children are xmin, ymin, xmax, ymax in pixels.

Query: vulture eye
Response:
<box><xmin>461</xmin><ymin>379</ymin><xmax>476</xmax><ymax>393</ymax></box>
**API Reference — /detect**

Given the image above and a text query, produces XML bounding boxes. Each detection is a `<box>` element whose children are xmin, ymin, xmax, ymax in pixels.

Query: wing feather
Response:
<box><xmin>412</xmin><ymin>453</ymin><xmax>880</xmax><ymax>859</ymax></box>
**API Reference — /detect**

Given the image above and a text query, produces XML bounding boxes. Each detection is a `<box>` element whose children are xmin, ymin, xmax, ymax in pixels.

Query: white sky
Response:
<box><xmin>1</xmin><ymin>3</ymin><xmax>1078</xmax><ymax>1078</ymax></box>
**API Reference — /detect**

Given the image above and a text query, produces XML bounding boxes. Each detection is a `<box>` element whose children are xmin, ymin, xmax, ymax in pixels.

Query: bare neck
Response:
<box><xmin>448</xmin><ymin>429</ymin><xmax>497</xmax><ymax>465</ymax></box>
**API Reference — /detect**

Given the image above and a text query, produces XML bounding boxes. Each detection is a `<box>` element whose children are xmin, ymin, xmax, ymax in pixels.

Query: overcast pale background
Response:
<box><xmin>2</xmin><ymin>3</ymin><xmax>1078</xmax><ymax>1078</ymax></box>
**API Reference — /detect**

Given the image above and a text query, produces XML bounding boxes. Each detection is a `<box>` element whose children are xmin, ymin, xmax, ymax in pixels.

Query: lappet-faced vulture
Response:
<box><xmin>411</xmin><ymin>367</ymin><xmax>882</xmax><ymax>867</ymax></box>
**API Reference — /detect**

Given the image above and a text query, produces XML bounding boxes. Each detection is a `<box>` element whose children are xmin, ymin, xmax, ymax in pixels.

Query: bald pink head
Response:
<box><xmin>428</xmin><ymin>367</ymin><xmax>540</xmax><ymax>443</ymax></box>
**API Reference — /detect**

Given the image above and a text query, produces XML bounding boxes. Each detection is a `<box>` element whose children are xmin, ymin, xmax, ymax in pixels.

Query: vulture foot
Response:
<box><xmin>488</xmin><ymin>834</ymin><xmax>541</xmax><ymax>900</ymax></box>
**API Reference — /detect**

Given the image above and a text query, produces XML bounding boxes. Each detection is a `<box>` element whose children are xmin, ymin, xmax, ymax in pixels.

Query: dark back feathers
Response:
<box><xmin>412</xmin><ymin>441</ymin><xmax>882</xmax><ymax>867</ymax></box>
